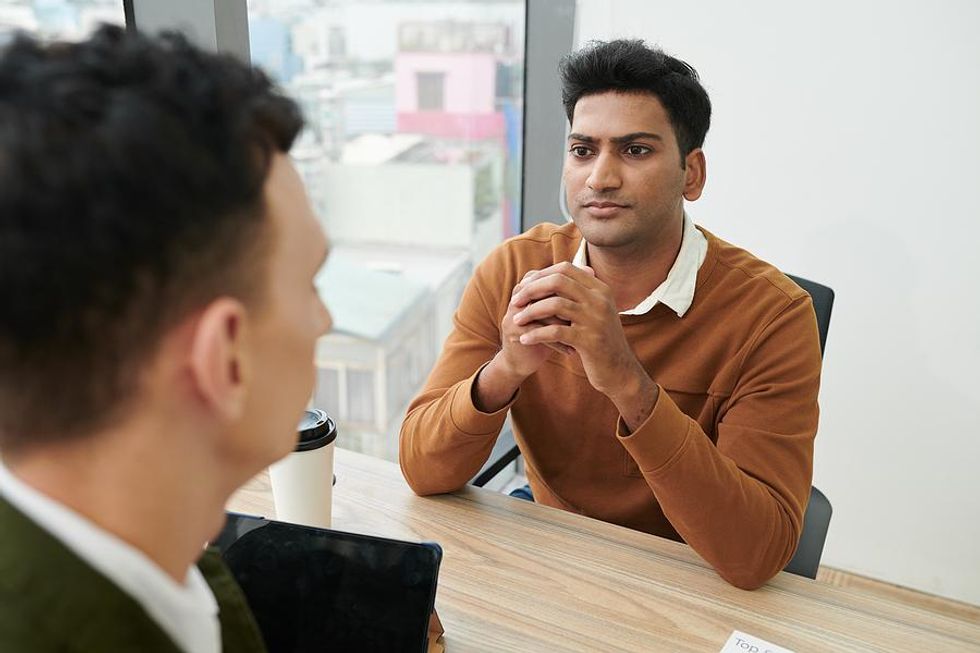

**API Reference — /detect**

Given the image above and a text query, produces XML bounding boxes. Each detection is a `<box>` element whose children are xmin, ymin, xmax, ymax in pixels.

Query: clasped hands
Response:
<box><xmin>496</xmin><ymin>262</ymin><xmax>657</xmax><ymax>428</ymax></box>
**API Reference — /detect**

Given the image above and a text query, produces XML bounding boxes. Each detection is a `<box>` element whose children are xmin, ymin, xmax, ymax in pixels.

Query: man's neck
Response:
<box><xmin>586</xmin><ymin>214</ymin><xmax>686</xmax><ymax>312</ymax></box>
<box><xmin>6</xmin><ymin>425</ymin><xmax>235</xmax><ymax>584</ymax></box>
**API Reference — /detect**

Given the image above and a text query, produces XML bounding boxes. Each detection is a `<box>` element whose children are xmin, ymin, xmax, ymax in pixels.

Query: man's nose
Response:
<box><xmin>586</xmin><ymin>151</ymin><xmax>622</xmax><ymax>192</ymax></box>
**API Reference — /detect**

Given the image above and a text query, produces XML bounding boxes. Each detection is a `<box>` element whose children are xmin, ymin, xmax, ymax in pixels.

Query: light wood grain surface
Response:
<box><xmin>227</xmin><ymin>448</ymin><xmax>980</xmax><ymax>652</ymax></box>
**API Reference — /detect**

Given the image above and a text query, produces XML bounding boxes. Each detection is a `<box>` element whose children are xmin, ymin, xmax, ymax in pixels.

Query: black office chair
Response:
<box><xmin>783</xmin><ymin>486</ymin><xmax>833</xmax><ymax>578</ymax></box>
<box><xmin>779</xmin><ymin>274</ymin><xmax>835</xmax><ymax>578</ymax></box>
<box><xmin>786</xmin><ymin>274</ymin><xmax>833</xmax><ymax>356</ymax></box>
<box><xmin>471</xmin><ymin>426</ymin><xmax>522</xmax><ymax>488</ymax></box>
<box><xmin>471</xmin><ymin>274</ymin><xmax>835</xmax><ymax>579</ymax></box>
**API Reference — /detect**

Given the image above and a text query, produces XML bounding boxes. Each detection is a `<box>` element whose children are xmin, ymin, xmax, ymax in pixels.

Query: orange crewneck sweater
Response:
<box><xmin>399</xmin><ymin>221</ymin><xmax>822</xmax><ymax>589</ymax></box>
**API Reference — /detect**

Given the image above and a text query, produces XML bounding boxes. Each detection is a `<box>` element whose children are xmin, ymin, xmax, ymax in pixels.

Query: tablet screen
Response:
<box><xmin>213</xmin><ymin>513</ymin><xmax>442</xmax><ymax>653</ymax></box>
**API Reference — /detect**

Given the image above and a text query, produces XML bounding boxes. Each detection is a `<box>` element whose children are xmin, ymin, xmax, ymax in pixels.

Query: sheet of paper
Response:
<box><xmin>720</xmin><ymin>630</ymin><xmax>795</xmax><ymax>653</ymax></box>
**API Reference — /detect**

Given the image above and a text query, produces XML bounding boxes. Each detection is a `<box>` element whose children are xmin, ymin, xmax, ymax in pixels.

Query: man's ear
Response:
<box><xmin>188</xmin><ymin>298</ymin><xmax>249</xmax><ymax>422</ymax></box>
<box><xmin>683</xmin><ymin>148</ymin><xmax>707</xmax><ymax>201</ymax></box>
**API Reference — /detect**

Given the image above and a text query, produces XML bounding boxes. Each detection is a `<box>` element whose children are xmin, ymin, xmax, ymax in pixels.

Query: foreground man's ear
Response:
<box><xmin>188</xmin><ymin>297</ymin><xmax>250</xmax><ymax>422</ymax></box>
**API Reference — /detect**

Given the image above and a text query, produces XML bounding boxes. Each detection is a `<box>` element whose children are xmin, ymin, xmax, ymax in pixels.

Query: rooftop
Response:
<box><xmin>316</xmin><ymin>243</ymin><xmax>469</xmax><ymax>341</ymax></box>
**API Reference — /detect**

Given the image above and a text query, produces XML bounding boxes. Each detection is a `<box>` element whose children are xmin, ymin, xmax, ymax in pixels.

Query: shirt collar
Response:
<box><xmin>572</xmin><ymin>212</ymin><xmax>708</xmax><ymax>317</ymax></box>
<box><xmin>0</xmin><ymin>461</ymin><xmax>220</xmax><ymax>653</ymax></box>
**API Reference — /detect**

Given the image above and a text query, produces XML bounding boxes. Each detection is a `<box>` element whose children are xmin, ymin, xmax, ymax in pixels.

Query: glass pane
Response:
<box><xmin>346</xmin><ymin>369</ymin><xmax>375</xmax><ymax>425</ymax></box>
<box><xmin>313</xmin><ymin>366</ymin><xmax>341</xmax><ymax>422</ymax></box>
<box><xmin>248</xmin><ymin>0</ymin><xmax>526</xmax><ymax>461</ymax></box>
<box><xmin>0</xmin><ymin>1</ymin><xmax>125</xmax><ymax>44</ymax></box>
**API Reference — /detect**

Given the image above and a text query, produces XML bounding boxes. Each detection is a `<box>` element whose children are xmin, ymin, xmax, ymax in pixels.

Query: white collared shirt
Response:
<box><xmin>0</xmin><ymin>462</ymin><xmax>221</xmax><ymax>653</ymax></box>
<box><xmin>572</xmin><ymin>212</ymin><xmax>708</xmax><ymax>317</ymax></box>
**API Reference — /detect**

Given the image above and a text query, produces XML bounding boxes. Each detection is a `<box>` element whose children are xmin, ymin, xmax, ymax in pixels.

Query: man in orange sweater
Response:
<box><xmin>399</xmin><ymin>39</ymin><xmax>821</xmax><ymax>589</ymax></box>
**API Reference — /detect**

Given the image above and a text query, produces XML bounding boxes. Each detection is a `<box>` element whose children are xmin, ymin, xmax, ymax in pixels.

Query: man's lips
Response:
<box><xmin>582</xmin><ymin>201</ymin><xmax>629</xmax><ymax>217</ymax></box>
<box><xmin>584</xmin><ymin>201</ymin><xmax>626</xmax><ymax>208</ymax></box>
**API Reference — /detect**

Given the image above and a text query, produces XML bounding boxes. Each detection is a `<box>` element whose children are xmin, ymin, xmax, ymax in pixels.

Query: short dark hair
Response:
<box><xmin>559</xmin><ymin>39</ymin><xmax>711</xmax><ymax>161</ymax></box>
<box><xmin>0</xmin><ymin>25</ymin><xmax>304</xmax><ymax>452</ymax></box>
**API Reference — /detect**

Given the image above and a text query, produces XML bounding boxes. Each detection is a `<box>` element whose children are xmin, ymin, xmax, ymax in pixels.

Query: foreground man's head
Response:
<box><xmin>0</xmin><ymin>25</ymin><xmax>331</xmax><ymax>576</ymax></box>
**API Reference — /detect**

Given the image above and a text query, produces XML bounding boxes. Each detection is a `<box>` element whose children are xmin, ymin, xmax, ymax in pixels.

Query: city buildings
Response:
<box><xmin>0</xmin><ymin>0</ymin><xmax>122</xmax><ymax>43</ymax></box>
<box><xmin>248</xmin><ymin>1</ymin><xmax>525</xmax><ymax>460</ymax></box>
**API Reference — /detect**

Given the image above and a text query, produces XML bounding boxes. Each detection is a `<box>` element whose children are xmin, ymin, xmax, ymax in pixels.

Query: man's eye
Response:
<box><xmin>625</xmin><ymin>145</ymin><xmax>651</xmax><ymax>156</ymax></box>
<box><xmin>569</xmin><ymin>146</ymin><xmax>591</xmax><ymax>157</ymax></box>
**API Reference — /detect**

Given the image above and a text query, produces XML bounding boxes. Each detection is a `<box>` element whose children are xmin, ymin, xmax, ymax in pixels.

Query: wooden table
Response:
<box><xmin>228</xmin><ymin>449</ymin><xmax>980</xmax><ymax>652</ymax></box>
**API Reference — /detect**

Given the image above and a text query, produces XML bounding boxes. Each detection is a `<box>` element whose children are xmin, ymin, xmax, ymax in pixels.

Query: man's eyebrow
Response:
<box><xmin>611</xmin><ymin>132</ymin><xmax>664</xmax><ymax>144</ymax></box>
<box><xmin>567</xmin><ymin>131</ymin><xmax>664</xmax><ymax>144</ymax></box>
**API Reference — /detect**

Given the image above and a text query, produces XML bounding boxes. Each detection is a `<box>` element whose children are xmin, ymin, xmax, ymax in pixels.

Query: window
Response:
<box><xmin>247</xmin><ymin>0</ymin><xmax>526</xmax><ymax>462</ymax></box>
<box><xmin>313</xmin><ymin>366</ymin><xmax>341</xmax><ymax>422</ymax></box>
<box><xmin>346</xmin><ymin>369</ymin><xmax>376</xmax><ymax>425</ymax></box>
<box><xmin>0</xmin><ymin>0</ymin><xmax>124</xmax><ymax>44</ymax></box>
<box><xmin>415</xmin><ymin>71</ymin><xmax>445</xmax><ymax>111</ymax></box>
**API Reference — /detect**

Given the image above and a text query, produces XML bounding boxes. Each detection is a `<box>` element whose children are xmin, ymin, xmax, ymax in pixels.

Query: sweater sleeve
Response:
<box><xmin>617</xmin><ymin>295</ymin><xmax>821</xmax><ymax>589</ymax></box>
<box><xmin>399</xmin><ymin>251</ymin><xmax>516</xmax><ymax>496</ymax></box>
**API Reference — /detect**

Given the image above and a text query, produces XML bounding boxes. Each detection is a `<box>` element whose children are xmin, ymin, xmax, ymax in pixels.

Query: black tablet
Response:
<box><xmin>213</xmin><ymin>512</ymin><xmax>442</xmax><ymax>653</ymax></box>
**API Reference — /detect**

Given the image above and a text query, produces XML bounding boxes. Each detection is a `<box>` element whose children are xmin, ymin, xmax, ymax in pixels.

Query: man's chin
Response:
<box><xmin>574</xmin><ymin>222</ymin><xmax>635</xmax><ymax>250</ymax></box>
<box><xmin>269</xmin><ymin>435</ymin><xmax>298</xmax><ymax>466</ymax></box>
<box><xmin>228</xmin><ymin>432</ymin><xmax>296</xmax><ymax>478</ymax></box>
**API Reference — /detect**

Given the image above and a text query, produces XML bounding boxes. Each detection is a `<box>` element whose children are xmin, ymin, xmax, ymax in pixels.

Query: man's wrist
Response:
<box><xmin>608</xmin><ymin>364</ymin><xmax>659</xmax><ymax>434</ymax></box>
<box><xmin>472</xmin><ymin>352</ymin><xmax>528</xmax><ymax>413</ymax></box>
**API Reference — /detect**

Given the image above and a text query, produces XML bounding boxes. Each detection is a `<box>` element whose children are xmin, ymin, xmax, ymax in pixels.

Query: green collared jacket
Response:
<box><xmin>0</xmin><ymin>495</ymin><xmax>267</xmax><ymax>652</ymax></box>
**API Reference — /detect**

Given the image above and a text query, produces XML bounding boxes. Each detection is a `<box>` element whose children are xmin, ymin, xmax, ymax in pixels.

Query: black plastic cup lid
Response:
<box><xmin>295</xmin><ymin>409</ymin><xmax>336</xmax><ymax>452</ymax></box>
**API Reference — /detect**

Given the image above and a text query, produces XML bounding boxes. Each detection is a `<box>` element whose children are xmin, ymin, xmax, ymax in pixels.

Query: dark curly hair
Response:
<box><xmin>559</xmin><ymin>39</ymin><xmax>711</xmax><ymax>163</ymax></box>
<box><xmin>0</xmin><ymin>25</ymin><xmax>304</xmax><ymax>452</ymax></box>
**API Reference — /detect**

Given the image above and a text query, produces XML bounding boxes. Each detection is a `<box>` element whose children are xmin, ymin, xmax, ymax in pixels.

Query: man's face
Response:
<box><xmin>235</xmin><ymin>153</ymin><xmax>332</xmax><ymax>468</ymax></box>
<box><xmin>563</xmin><ymin>91</ymin><xmax>692</xmax><ymax>254</ymax></box>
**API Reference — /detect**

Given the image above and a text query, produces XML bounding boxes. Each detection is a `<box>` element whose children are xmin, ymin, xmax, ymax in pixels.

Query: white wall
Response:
<box><xmin>577</xmin><ymin>0</ymin><xmax>980</xmax><ymax>605</ymax></box>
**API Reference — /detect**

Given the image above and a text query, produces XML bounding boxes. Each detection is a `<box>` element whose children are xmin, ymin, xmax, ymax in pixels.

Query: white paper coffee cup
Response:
<box><xmin>269</xmin><ymin>409</ymin><xmax>337</xmax><ymax>528</ymax></box>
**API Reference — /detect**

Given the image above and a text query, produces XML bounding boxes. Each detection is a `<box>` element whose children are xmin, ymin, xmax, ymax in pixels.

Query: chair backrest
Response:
<box><xmin>786</xmin><ymin>274</ymin><xmax>835</xmax><ymax>356</ymax></box>
<box><xmin>783</xmin><ymin>486</ymin><xmax>833</xmax><ymax>579</ymax></box>
<box><xmin>780</xmin><ymin>274</ymin><xmax>835</xmax><ymax>579</ymax></box>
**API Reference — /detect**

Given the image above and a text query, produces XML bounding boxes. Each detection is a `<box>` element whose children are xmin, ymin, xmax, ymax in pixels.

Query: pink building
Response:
<box><xmin>394</xmin><ymin>21</ymin><xmax>510</xmax><ymax>140</ymax></box>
